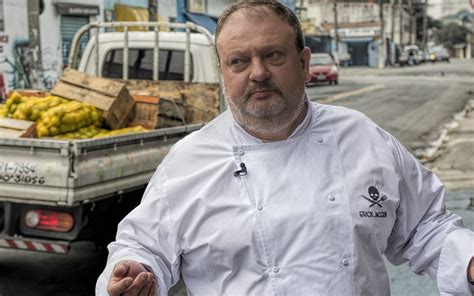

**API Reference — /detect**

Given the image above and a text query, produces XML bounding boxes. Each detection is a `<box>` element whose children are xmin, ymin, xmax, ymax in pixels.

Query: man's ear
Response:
<box><xmin>300</xmin><ymin>47</ymin><xmax>311</xmax><ymax>82</ymax></box>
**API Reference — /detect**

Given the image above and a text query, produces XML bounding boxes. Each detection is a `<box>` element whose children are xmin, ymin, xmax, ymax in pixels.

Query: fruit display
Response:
<box><xmin>36</xmin><ymin>100</ymin><xmax>103</xmax><ymax>137</ymax></box>
<box><xmin>93</xmin><ymin>125</ymin><xmax>148</xmax><ymax>138</ymax></box>
<box><xmin>53</xmin><ymin>125</ymin><xmax>109</xmax><ymax>140</ymax></box>
<box><xmin>3</xmin><ymin>91</ymin><xmax>31</xmax><ymax>118</ymax></box>
<box><xmin>2</xmin><ymin>91</ymin><xmax>149</xmax><ymax>139</ymax></box>
<box><xmin>12</xmin><ymin>95</ymin><xmax>69</xmax><ymax>121</ymax></box>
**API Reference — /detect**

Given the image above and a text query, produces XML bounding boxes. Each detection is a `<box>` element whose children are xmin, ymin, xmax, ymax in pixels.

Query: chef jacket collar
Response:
<box><xmin>230</xmin><ymin>94</ymin><xmax>312</xmax><ymax>145</ymax></box>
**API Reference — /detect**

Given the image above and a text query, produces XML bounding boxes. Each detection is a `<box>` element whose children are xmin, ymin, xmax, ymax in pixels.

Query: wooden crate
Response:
<box><xmin>7</xmin><ymin>89</ymin><xmax>49</xmax><ymax>98</ymax></box>
<box><xmin>123</xmin><ymin>80</ymin><xmax>220</xmax><ymax>124</ymax></box>
<box><xmin>130</xmin><ymin>95</ymin><xmax>160</xmax><ymax>129</ymax></box>
<box><xmin>51</xmin><ymin>69</ymin><xmax>135</xmax><ymax>129</ymax></box>
<box><xmin>0</xmin><ymin>118</ymin><xmax>36</xmax><ymax>138</ymax></box>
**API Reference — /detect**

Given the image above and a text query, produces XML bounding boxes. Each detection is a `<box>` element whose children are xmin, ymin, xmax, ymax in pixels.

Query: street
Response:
<box><xmin>0</xmin><ymin>59</ymin><xmax>473</xmax><ymax>296</ymax></box>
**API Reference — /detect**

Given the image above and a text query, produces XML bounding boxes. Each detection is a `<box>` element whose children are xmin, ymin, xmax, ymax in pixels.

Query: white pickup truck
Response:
<box><xmin>0</xmin><ymin>21</ymin><xmax>222</xmax><ymax>254</ymax></box>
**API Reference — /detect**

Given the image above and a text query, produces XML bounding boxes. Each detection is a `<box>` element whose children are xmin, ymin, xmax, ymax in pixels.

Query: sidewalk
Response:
<box><xmin>429</xmin><ymin>99</ymin><xmax>474</xmax><ymax>191</ymax></box>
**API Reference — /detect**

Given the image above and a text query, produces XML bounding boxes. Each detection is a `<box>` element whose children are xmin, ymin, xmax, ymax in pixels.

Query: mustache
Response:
<box><xmin>244</xmin><ymin>81</ymin><xmax>283</xmax><ymax>100</ymax></box>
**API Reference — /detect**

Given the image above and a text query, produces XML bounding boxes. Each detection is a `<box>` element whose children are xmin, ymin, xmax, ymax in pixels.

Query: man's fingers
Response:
<box><xmin>149</xmin><ymin>279</ymin><xmax>157</xmax><ymax>296</ymax></box>
<box><xmin>112</xmin><ymin>261</ymin><xmax>130</xmax><ymax>278</ymax></box>
<box><xmin>107</xmin><ymin>277</ymin><xmax>133</xmax><ymax>296</ymax></box>
<box><xmin>137</xmin><ymin>276</ymin><xmax>155</xmax><ymax>296</ymax></box>
<box><xmin>122</xmin><ymin>272</ymin><xmax>155</xmax><ymax>296</ymax></box>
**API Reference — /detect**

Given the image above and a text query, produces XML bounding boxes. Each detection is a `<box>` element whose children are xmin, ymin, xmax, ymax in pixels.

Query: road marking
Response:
<box><xmin>320</xmin><ymin>84</ymin><xmax>385</xmax><ymax>103</ymax></box>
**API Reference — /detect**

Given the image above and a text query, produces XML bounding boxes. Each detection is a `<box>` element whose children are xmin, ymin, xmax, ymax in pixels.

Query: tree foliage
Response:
<box><xmin>432</xmin><ymin>23</ymin><xmax>468</xmax><ymax>50</ymax></box>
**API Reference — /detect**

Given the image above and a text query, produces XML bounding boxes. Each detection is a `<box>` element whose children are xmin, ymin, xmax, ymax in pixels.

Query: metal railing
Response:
<box><xmin>68</xmin><ymin>21</ymin><xmax>217</xmax><ymax>83</ymax></box>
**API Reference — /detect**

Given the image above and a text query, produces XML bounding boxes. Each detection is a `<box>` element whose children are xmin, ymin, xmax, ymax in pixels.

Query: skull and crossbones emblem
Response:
<box><xmin>361</xmin><ymin>186</ymin><xmax>387</xmax><ymax>208</ymax></box>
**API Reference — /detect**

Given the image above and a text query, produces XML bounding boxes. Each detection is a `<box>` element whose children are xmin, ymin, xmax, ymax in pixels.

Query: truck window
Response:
<box><xmin>102</xmin><ymin>49</ymin><xmax>193</xmax><ymax>81</ymax></box>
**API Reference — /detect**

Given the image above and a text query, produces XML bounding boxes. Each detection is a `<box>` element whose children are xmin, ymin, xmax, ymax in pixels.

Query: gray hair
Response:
<box><xmin>215</xmin><ymin>0</ymin><xmax>305</xmax><ymax>55</ymax></box>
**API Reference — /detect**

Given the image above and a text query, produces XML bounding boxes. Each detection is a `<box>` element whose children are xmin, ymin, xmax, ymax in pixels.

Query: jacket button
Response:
<box><xmin>238</xmin><ymin>150</ymin><xmax>244</xmax><ymax>156</ymax></box>
<box><xmin>317</xmin><ymin>137</ymin><xmax>323</xmax><ymax>143</ymax></box>
<box><xmin>328</xmin><ymin>195</ymin><xmax>336</xmax><ymax>201</ymax></box>
<box><xmin>256</xmin><ymin>205</ymin><xmax>263</xmax><ymax>211</ymax></box>
<box><xmin>342</xmin><ymin>259</ymin><xmax>349</xmax><ymax>266</ymax></box>
<box><xmin>272</xmin><ymin>266</ymin><xmax>280</xmax><ymax>273</ymax></box>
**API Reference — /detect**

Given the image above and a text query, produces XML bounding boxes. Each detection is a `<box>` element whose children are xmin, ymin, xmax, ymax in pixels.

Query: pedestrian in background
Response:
<box><xmin>96</xmin><ymin>1</ymin><xmax>474</xmax><ymax>295</ymax></box>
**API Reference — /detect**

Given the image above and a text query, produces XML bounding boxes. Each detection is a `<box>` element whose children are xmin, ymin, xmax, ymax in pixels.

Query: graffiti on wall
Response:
<box><xmin>0</xmin><ymin>38</ymin><xmax>60</xmax><ymax>99</ymax></box>
<box><xmin>0</xmin><ymin>38</ymin><xmax>32</xmax><ymax>93</ymax></box>
<box><xmin>41</xmin><ymin>46</ymin><xmax>60</xmax><ymax>89</ymax></box>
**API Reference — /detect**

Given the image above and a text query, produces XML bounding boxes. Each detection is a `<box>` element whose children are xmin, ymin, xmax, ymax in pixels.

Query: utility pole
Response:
<box><xmin>390</xmin><ymin>0</ymin><xmax>395</xmax><ymax>65</ymax></box>
<box><xmin>378</xmin><ymin>0</ymin><xmax>386</xmax><ymax>68</ymax></box>
<box><xmin>391</xmin><ymin>0</ymin><xmax>395</xmax><ymax>42</ymax></box>
<box><xmin>408</xmin><ymin>0</ymin><xmax>413</xmax><ymax>44</ymax></box>
<box><xmin>422</xmin><ymin>0</ymin><xmax>428</xmax><ymax>50</ymax></box>
<box><xmin>333</xmin><ymin>0</ymin><xmax>339</xmax><ymax>61</ymax></box>
<box><xmin>399</xmin><ymin>0</ymin><xmax>404</xmax><ymax>46</ymax></box>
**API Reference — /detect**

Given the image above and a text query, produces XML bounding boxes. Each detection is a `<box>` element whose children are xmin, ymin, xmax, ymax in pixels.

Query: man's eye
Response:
<box><xmin>267</xmin><ymin>52</ymin><xmax>282</xmax><ymax>60</ymax></box>
<box><xmin>266</xmin><ymin>52</ymin><xmax>284</xmax><ymax>64</ymax></box>
<box><xmin>229</xmin><ymin>58</ymin><xmax>248</xmax><ymax>71</ymax></box>
<box><xmin>231</xmin><ymin>59</ymin><xmax>244</xmax><ymax>66</ymax></box>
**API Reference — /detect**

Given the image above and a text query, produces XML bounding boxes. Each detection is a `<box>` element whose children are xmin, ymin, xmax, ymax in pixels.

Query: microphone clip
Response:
<box><xmin>233</xmin><ymin>162</ymin><xmax>247</xmax><ymax>177</ymax></box>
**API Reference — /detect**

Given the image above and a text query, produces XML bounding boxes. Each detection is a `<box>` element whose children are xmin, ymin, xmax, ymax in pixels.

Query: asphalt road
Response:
<box><xmin>308</xmin><ymin>59</ymin><xmax>474</xmax><ymax>151</ymax></box>
<box><xmin>0</xmin><ymin>59</ymin><xmax>473</xmax><ymax>296</ymax></box>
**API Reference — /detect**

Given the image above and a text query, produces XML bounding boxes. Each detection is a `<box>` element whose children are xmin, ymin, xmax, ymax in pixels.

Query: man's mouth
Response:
<box><xmin>249</xmin><ymin>89</ymin><xmax>276</xmax><ymax>99</ymax></box>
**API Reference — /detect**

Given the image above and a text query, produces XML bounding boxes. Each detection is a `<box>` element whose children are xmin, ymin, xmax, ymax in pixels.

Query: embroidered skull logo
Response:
<box><xmin>368</xmin><ymin>186</ymin><xmax>380</xmax><ymax>201</ymax></box>
<box><xmin>361</xmin><ymin>186</ymin><xmax>387</xmax><ymax>208</ymax></box>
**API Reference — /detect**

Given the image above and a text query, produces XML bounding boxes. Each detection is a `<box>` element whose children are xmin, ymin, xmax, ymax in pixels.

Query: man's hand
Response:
<box><xmin>107</xmin><ymin>260</ymin><xmax>157</xmax><ymax>296</ymax></box>
<box><xmin>468</xmin><ymin>257</ymin><xmax>474</xmax><ymax>285</ymax></box>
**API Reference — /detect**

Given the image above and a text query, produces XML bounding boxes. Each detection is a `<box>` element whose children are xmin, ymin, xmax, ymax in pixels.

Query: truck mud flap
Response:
<box><xmin>0</xmin><ymin>235</ymin><xmax>69</xmax><ymax>254</ymax></box>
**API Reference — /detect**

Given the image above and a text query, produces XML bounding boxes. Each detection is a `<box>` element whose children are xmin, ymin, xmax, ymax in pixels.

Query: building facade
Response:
<box><xmin>303</xmin><ymin>0</ymin><xmax>412</xmax><ymax>67</ymax></box>
<box><xmin>0</xmin><ymin>0</ymin><xmax>103</xmax><ymax>93</ymax></box>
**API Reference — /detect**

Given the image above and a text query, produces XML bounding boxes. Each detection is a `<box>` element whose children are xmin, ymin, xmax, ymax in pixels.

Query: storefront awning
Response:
<box><xmin>184</xmin><ymin>12</ymin><xmax>217</xmax><ymax>33</ymax></box>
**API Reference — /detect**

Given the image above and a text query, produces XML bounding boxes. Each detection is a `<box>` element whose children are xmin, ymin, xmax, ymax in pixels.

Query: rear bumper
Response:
<box><xmin>0</xmin><ymin>235</ymin><xmax>69</xmax><ymax>254</ymax></box>
<box><xmin>309</xmin><ymin>73</ymin><xmax>338</xmax><ymax>83</ymax></box>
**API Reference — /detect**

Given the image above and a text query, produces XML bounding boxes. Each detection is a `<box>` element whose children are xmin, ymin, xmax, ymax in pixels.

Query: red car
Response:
<box><xmin>308</xmin><ymin>53</ymin><xmax>339</xmax><ymax>85</ymax></box>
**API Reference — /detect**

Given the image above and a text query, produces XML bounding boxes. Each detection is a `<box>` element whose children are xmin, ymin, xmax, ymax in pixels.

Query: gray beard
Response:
<box><xmin>223</xmin><ymin>85</ymin><xmax>306</xmax><ymax>138</ymax></box>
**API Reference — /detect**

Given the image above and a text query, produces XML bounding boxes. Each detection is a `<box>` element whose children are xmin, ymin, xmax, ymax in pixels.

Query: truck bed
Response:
<box><xmin>0</xmin><ymin>123</ymin><xmax>203</xmax><ymax>207</ymax></box>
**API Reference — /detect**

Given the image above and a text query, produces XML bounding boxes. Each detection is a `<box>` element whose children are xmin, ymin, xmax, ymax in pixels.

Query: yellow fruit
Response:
<box><xmin>49</xmin><ymin>126</ymin><xmax>60</xmax><ymax>136</ymax></box>
<box><xmin>49</xmin><ymin>115</ymin><xmax>60</xmax><ymax>127</ymax></box>
<box><xmin>37</xmin><ymin>126</ymin><xmax>49</xmax><ymax>137</ymax></box>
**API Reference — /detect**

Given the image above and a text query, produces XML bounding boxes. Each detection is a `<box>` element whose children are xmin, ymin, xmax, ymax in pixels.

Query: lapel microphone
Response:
<box><xmin>234</xmin><ymin>162</ymin><xmax>247</xmax><ymax>177</ymax></box>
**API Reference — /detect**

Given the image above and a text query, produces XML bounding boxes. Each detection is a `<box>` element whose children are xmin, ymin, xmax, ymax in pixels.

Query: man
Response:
<box><xmin>97</xmin><ymin>1</ymin><xmax>474</xmax><ymax>295</ymax></box>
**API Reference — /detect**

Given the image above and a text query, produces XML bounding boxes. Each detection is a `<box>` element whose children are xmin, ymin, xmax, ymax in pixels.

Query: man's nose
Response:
<box><xmin>248</xmin><ymin>59</ymin><xmax>270</xmax><ymax>82</ymax></box>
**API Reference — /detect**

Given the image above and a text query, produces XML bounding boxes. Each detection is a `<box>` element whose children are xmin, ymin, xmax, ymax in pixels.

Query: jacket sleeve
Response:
<box><xmin>95</xmin><ymin>165</ymin><xmax>181</xmax><ymax>296</ymax></box>
<box><xmin>382</xmin><ymin>130</ymin><xmax>474</xmax><ymax>295</ymax></box>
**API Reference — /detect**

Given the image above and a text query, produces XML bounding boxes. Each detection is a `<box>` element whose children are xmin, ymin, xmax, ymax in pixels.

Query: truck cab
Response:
<box><xmin>78</xmin><ymin>31</ymin><xmax>220</xmax><ymax>84</ymax></box>
<box><xmin>76</xmin><ymin>25</ymin><xmax>219</xmax><ymax>83</ymax></box>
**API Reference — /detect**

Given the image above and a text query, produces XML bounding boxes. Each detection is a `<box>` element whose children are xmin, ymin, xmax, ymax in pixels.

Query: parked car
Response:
<box><xmin>308</xmin><ymin>53</ymin><xmax>339</xmax><ymax>85</ymax></box>
<box><xmin>427</xmin><ymin>46</ymin><xmax>450</xmax><ymax>63</ymax></box>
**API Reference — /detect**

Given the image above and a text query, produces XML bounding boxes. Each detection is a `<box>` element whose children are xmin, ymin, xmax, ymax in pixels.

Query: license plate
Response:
<box><xmin>317</xmin><ymin>74</ymin><xmax>326</xmax><ymax>80</ymax></box>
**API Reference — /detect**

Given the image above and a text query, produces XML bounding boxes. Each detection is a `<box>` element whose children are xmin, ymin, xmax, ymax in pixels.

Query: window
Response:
<box><xmin>102</xmin><ymin>48</ymin><xmax>193</xmax><ymax>81</ymax></box>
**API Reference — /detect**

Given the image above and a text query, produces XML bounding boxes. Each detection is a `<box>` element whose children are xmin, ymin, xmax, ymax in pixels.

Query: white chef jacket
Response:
<box><xmin>96</xmin><ymin>102</ymin><xmax>474</xmax><ymax>296</ymax></box>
